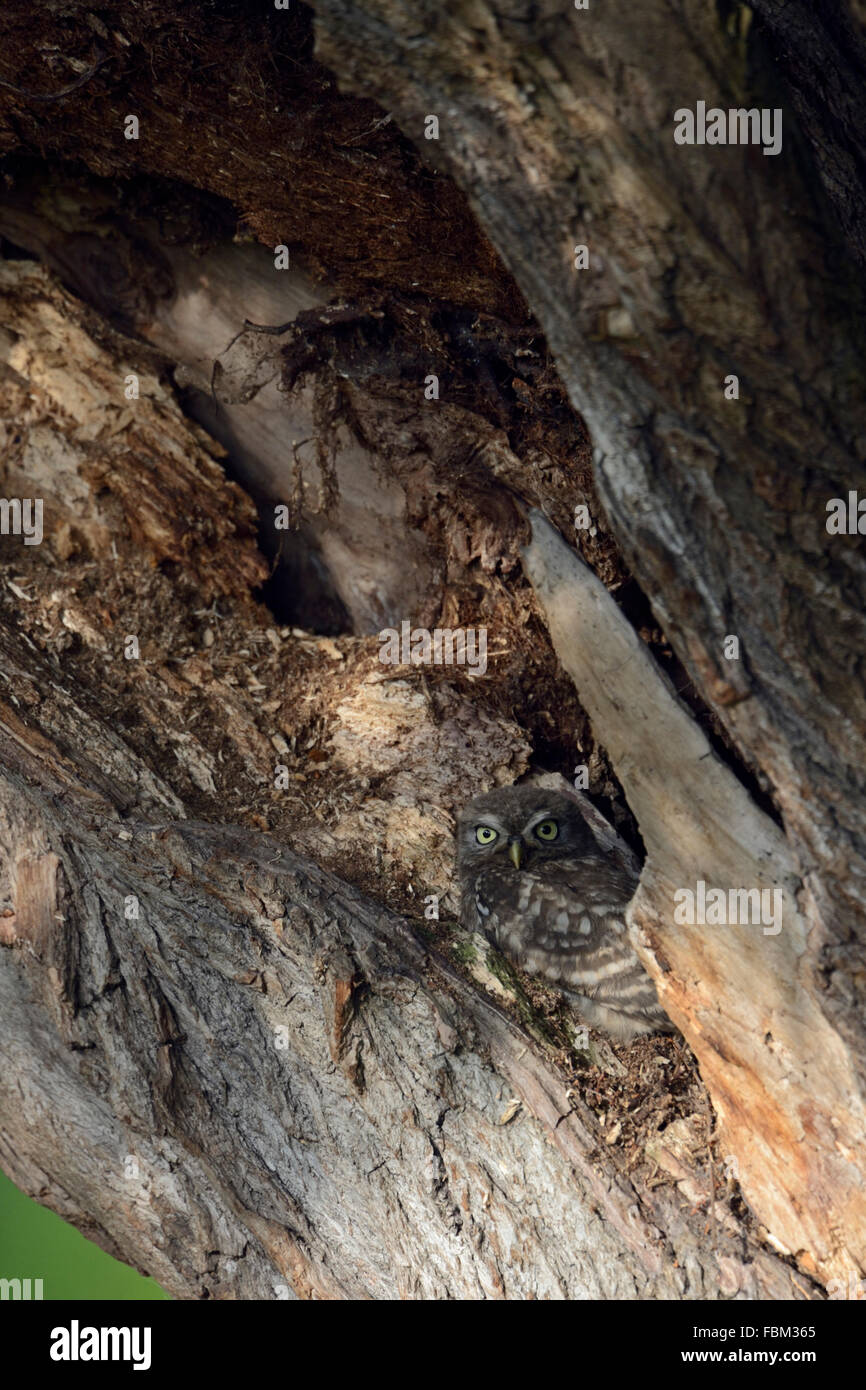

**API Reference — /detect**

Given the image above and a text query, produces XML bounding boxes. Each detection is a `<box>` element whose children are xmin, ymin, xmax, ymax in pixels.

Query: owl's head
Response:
<box><xmin>455</xmin><ymin>786</ymin><xmax>596</xmax><ymax>872</ymax></box>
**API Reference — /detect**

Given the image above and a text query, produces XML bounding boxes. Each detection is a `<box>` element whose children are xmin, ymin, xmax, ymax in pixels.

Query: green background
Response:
<box><xmin>0</xmin><ymin>1168</ymin><xmax>169</xmax><ymax>1300</ymax></box>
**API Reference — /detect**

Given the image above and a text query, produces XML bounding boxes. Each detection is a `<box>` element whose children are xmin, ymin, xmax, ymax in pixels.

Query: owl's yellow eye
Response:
<box><xmin>534</xmin><ymin>819</ymin><xmax>559</xmax><ymax>841</ymax></box>
<box><xmin>475</xmin><ymin>825</ymin><xmax>498</xmax><ymax>845</ymax></box>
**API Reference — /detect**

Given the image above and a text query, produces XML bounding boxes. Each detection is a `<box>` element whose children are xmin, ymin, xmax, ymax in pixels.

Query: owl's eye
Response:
<box><xmin>534</xmin><ymin>819</ymin><xmax>559</xmax><ymax>841</ymax></box>
<box><xmin>475</xmin><ymin>825</ymin><xmax>499</xmax><ymax>845</ymax></box>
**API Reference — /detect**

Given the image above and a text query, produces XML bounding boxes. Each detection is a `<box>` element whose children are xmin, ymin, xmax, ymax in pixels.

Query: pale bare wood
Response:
<box><xmin>523</xmin><ymin>509</ymin><xmax>866</xmax><ymax>1288</ymax></box>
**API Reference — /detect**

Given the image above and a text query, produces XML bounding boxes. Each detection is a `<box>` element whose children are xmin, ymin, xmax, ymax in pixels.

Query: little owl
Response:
<box><xmin>456</xmin><ymin>786</ymin><xmax>671</xmax><ymax>1042</ymax></box>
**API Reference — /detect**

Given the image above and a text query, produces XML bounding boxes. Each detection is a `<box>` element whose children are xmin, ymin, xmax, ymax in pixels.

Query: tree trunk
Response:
<box><xmin>0</xmin><ymin>0</ymin><xmax>864</xmax><ymax>1299</ymax></box>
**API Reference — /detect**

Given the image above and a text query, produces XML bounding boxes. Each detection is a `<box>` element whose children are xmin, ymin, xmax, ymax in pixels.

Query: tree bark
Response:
<box><xmin>0</xmin><ymin>0</ymin><xmax>864</xmax><ymax>1299</ymax></box>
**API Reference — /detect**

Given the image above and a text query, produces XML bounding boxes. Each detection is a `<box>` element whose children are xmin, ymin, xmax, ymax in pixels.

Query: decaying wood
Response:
<box><xmin>0</xmin><ymin>180</ymin><xmax>596</xmax><ymax>641</ymax></box>
<box><xmin>0</xmin><ymin>258</ymin><xmax>533</xmax><ymax>889</ymax></box>
<box><xmin>0</xmin><ymin>255</ymin><xmax>807</xmax><ymax>1299</ymax></box>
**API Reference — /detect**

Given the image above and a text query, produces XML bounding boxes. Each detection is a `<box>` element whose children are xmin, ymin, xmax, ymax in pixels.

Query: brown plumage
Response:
<box><xmin>456</xmin><ymin>786</ymin><xmax>672</xmax><ymax>1042</ymax></box>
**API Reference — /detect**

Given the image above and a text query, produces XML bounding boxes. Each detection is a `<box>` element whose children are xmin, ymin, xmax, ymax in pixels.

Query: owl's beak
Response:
<box><xmin>508</xmin><ymin>837</ymin><xmax>525</xmax><ymax>870</ymax></box>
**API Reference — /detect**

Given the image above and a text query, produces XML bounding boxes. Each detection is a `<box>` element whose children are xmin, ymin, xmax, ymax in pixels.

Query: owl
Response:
<box><xmin>456</xmin><ymin>786</ymin><xmax>672</xmax><ymax>1042</ymax></box>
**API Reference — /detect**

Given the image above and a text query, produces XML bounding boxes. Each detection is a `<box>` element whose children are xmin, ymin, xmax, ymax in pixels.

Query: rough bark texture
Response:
<box><xmin>0</xmin><ymin>574</ymin><xmax>801</xmax><ymax>1300</ymax></box>
<box><xmin>0</xmin><ymin>256</ymin><xmax>806</xmax><ymax>1301</ymax></box>
<box><xmin>0</xmin><ymin>0</ymin><xmax>864</xmax><ymax>1299</ymax></box>
<box><xmin>0</xmin><ymin>764</ymin><xmax>802</xmax><ymax>1300</ymax></box>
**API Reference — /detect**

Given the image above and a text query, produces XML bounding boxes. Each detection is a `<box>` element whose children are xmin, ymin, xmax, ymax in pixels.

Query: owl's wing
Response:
<box><xmin>556</xmin><ymin>852</ymin><xmax>639</xmax><ymax>911</ymax></box>
<box><xmin>482</xmin><ymin>854</ymin><xmax>639</xmax><ymax>990</ymax></box>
